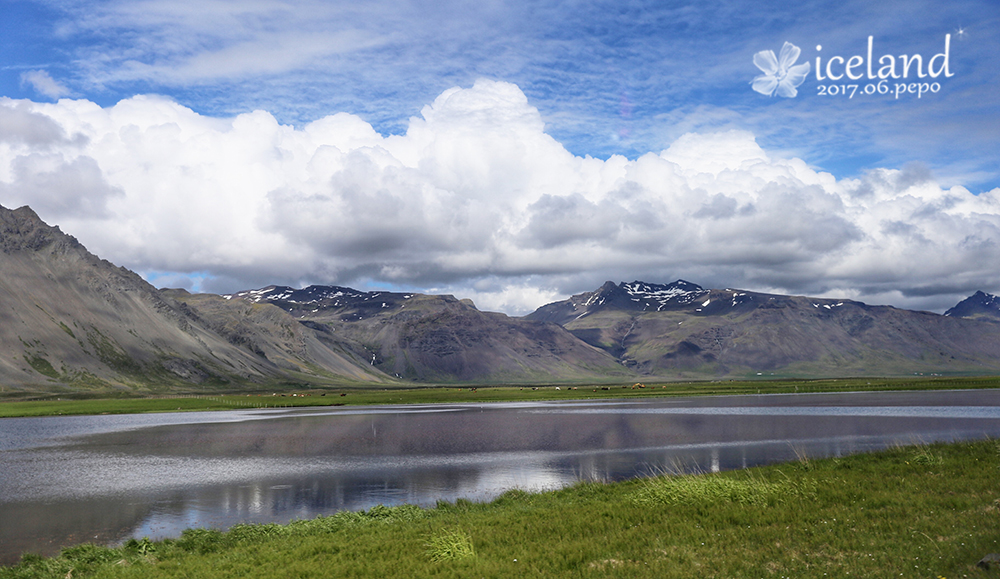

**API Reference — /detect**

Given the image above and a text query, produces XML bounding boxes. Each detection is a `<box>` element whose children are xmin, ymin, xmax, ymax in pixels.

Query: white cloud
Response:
<box><xmin>0</xmin><ymin>152</ymin><xmax>122</xmax><ymax>217</ymax></box>
<box><xmin>110</xmin><ymin>29</ymin><xmax>384</xmax><ymax>85</ymax></box>
<box><xmin>19</xmin><ymin>70</ymin><xmax>71</xmax><ymax>100</ymax></box>
<box><xmin>63</xmin><ymin>0</ymin><xmax>447</xmax><ymax>87</ymax></box>
<box><xmin>0</xmin><ymin>102</ymin><xmax>78</xmax><ymax>146</ymax></box>
<box><xmin>0</xmin><ymin>80</ymin><xmax>998</xmax><ymax>315</ymax></box>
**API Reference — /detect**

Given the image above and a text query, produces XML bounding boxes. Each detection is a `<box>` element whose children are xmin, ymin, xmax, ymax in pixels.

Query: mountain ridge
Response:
<box><xmin>526</xmin><ymin>280</ymin><xmax>1000</xmax><ymax>378</ymax></box>
<box><xmin>3</xmin><ymin>203</ymin><xmax>1000</xmax><ymax>392</ymax></box>
<box><xmin>222</xmin><ymin>284</ymin><xmax>630</xmax><ymax>383</ymax></box>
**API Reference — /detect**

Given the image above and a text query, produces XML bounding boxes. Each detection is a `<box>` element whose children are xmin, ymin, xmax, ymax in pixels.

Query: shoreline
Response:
<box><xmin>3</xmin><ymin>374</ymin><xmax>1000</xmax><ymax>418</ymax></box>
<box><xmin>2</xmin><ymin>438</ymin><xmax>998</xmax><ymax>578</ymax></box>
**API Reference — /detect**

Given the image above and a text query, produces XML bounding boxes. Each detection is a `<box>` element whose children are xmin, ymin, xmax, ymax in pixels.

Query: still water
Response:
<box><xmin>3</xmin><ymin>389</ymin><xmax>1000</xmax><ymax>564</ymax></box>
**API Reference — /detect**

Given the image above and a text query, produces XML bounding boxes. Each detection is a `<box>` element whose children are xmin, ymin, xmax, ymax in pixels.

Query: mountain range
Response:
<box><xmin>526</xmin><ymin>280</ymin><xmax>1000</xmax><ymax>378</ymax></box>
<box><xmin>2</xmin><ymin>203</ymin><xmax>999</xmax><ymax>394</ymax></box>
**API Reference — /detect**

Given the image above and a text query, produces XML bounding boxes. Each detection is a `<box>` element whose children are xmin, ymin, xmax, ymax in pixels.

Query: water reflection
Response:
<box><xmin>2</xmin><ymin>389</ymin><xmax>1000</xmax><ymax>564</ymax></box>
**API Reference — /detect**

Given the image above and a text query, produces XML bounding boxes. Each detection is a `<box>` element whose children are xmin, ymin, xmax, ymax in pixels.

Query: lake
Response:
<box><xmin>2</xmin><ymin>388</ymin><xmax>1000</xmax><ymax>565</ymax></box>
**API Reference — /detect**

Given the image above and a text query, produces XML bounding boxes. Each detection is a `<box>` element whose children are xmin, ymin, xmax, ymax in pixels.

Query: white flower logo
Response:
<box><xmin>752</xmin><ymin>41</ymin><xmax>811</xmax><ymax>97</ymax></box>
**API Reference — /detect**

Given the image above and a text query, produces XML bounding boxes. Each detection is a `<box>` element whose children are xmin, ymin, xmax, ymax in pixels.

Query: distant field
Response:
<box><xmin>2</xmin><ymin>375</ymin><xmax>999</xmax><ymax>418</ymax></box>
<box><xmin>2</xmin><ymin>438</ymin><xmax>998</xmax><ymax>578</ymax></box>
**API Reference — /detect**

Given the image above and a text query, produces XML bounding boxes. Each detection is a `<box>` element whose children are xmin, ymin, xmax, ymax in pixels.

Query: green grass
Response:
<box><xmin>426</xmin><ymin>528</ymin><xmax>476</xmax><ymax>562</ymax></box>
<box><xmin>2</xmin><ymin>375</ymin><xmax>1000</xmax><ymax>418</ymax></box>
<box><xmin>23</xmin><ymin>356</ymin><xmax>59</xmax><ymax>380</ymax></box>
<box><xmin>631</xmin><ymin>468</ymin><xmax>818</xmax><ymax>507</ymax></box>
<box><xmin>3</xmin><ymin>439</ymin><xmax>999</xmax><ymax>578</ymax></box>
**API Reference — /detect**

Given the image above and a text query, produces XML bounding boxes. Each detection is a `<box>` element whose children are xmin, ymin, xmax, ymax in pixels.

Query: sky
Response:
<box><xmin>1</xmin><ymin>0</ymin><xmax>999</xmax><ymax>315</ymax></box>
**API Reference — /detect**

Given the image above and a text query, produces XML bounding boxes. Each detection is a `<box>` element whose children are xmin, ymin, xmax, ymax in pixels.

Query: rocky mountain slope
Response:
<box><xmin>0</xmin><ymin>204</ymin><xmax>382</xmax><ymax>392</ymax></box>
<box><xmin>526</xmin><ymin>280</ymin><xmax>1000</xmax><ymax>378</ymax></box>
<box><xmin>160</xmin><ymin>290</ymin><xmax>382</xmax><ymax>383</ymax></box>
<box><xmin>225</xmin><ymin>285</ymin><xmax>629</xmax><ymax>382</ymax></box>
<box><xmin>0</xmin><ymin>204</ymin><xmax>626</xmax><ymax>391</ymax></box>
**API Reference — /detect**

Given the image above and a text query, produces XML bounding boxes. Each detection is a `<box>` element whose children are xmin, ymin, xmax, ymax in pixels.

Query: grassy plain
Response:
<box><xmin>2</xmin><ymin>439</ymin><xmax>999</xmax><ymax>578</ymax></box>
<box><xmin>2</xmin><ymin>375</ymin><xmax>999</xmax><ymax>418</ymax></box>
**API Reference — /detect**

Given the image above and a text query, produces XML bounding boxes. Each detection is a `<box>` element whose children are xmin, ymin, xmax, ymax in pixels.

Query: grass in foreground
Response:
<box><xmin>2</xmin><ymin>375</ymin><xmax>1000</xmax><ymax>418</ymax></box>
<box><xmin>3</xmin><ymin>439</ymin><xmax>999</xmax><ymax>578</ymax></box>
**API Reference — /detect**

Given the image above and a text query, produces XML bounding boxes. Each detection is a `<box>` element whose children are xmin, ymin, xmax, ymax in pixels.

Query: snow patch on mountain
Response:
<box><xmin>619</xmin><ymin>280</ymin><xmax>709</xmax><ymax>310</ymax></box>
<box><xmin>229</xmin><ymin>285</ymin><xmax>369</xmax><ymax>307</ymax></box>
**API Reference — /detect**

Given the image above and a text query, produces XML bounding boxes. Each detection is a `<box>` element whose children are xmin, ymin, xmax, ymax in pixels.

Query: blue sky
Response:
<box><xmin>4</xmin><ymin>0</ymin><xmax>997</xmax><ymax>185</ymax></box>
<box><xmin>1</xmin><ymin>0</ymin><xmax>999</xmax><ymax>313</ymax></box>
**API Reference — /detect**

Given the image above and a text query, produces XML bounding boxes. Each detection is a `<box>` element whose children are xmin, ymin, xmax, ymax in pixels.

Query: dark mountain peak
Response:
<box><xmin>0</xmin><ymin>204</ymin><xmax>42</xmax><ymax>224</ymax></box>
<box><xmin>581</xmin><ymin>281</ymin><xmax>624</xmax><ymax>304</ymax></box>
<box><xmin>945</xmin><ymin>291</ymin><xmax>1000</xmax><ymax>319</ymax></box>
<box><xmin>974</xmin><ymin>290</ymin><xmax>994</xmax><ymax>300</ymax></box>
<box><xmin>0</xmin><ymin>204</ymin><xmax>81</xmax><ymax>254</ymax></box>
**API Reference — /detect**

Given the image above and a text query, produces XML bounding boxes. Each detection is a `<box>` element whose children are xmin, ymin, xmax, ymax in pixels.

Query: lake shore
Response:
<box><xmin>3</xmin><ymin>375</ymin><xmax>1000</xmax><ymax>418</ymax></box>
<box><xmin>2</xmin><ymin>438</ymin><xmax>998</xmax><ymax>578</ymax></box>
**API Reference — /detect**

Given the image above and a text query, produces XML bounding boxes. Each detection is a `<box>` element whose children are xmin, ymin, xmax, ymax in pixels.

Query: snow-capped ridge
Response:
<box><xmin>622</xmin><ymin>279</ymin><xmax>705</xmax><ymax>303</ymax></box>
<box><xmin>229</xmin><ymin>284</ymin><xmax>370</xmax><ymax>307</ymax></box>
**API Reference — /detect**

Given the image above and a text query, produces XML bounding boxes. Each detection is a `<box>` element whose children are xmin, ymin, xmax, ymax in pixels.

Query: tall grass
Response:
<box><xmin>632</xmin><ymin>469</ymin><xmax>816</xmax><ymax>507</ymax></box>
<box><xmin>425</xmin><ymin>529</ymin><xmax>475</xmax><ymax>561</ymax></box>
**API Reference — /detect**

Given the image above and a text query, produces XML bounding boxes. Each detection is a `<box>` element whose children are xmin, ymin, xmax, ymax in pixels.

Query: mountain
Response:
<box><xmin>0</xmin><ymin>203</ymin><xmax>625</xmax><ymax>391</ymax></box>
<box><xmin>160</xmin><ymin>290</ymin><xmax>383</xmax><ymax>383</ymax></box>
<box><xmin>225</xmin><ymin>285</ymin><xmax>629</xmax><ymax>382</ymax></box>
<box><xmin>945</xmin><ymin>291</ymin><xmax>1000</xmax><ymax>320</ymax></box>
<box><xmin>526</xmin><ymin>281</ymin><xmax>1000</xmax><ymax>378</ymax></box>
<box><xmin>5</xmin><ymin>202</ymin><xmax>1000</xmax><ymax>392</ymax></box>
<box><xmin>0</xmin><ymin>204</ymin><xmax>382</xmax><ymax>393</ymax></box>
<box><xmin>527</xmin><ymin>280</ymin><xmax>712</xmax><ymax>325</ymax></box>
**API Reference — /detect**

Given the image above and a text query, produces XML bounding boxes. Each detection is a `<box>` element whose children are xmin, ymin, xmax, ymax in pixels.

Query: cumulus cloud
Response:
<box><xmin>0</xmin><ymin>80</ymin><xmax>998</xmax><ymax>315</ymax></box>
<box><xmin>0</xmin><ymin>153</ymin><xmax>122</xmax><ymax>218</ymax></box>
<box><xmin>0</xmin><ymin>100</ymin><xmax>79</xmax><ymax>146</ymax></box>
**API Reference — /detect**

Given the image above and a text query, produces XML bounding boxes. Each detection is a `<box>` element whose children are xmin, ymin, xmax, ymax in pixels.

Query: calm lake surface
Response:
<box><xmin>3</xmin><ymin>389</ymin><xmax>1000</xmax><ymax>564</ymax></box>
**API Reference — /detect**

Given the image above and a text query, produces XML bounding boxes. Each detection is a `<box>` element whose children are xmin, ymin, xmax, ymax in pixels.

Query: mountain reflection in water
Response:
<box><xmin>2</xmin><ymin>389</ymin><xmax>1000</xmax><ymax>564</ymax></box>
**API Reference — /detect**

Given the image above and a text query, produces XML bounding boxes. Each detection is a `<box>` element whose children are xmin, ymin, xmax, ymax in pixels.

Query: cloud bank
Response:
<box><xmin>1</xmin><ymin>80</ymin><xmax>998</xmax><ymax>314</ymax></box>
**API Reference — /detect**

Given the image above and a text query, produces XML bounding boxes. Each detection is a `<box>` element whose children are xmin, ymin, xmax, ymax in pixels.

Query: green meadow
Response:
<box><xmin>2</xmin><ymin>375</ymin><xmax>999</xmax><ymax>418</ymax></box>
<box><xmin>2</xmin><ymin>439</ymin><xmax>998</xmax><ymax>578</ymax></box>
